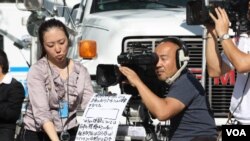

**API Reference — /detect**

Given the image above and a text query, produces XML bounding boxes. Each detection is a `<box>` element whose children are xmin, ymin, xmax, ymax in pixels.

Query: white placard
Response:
<box><xmin>75</xmin><ymin>94</ymin><xmax>131</xmax><ymax>141</ymax></box>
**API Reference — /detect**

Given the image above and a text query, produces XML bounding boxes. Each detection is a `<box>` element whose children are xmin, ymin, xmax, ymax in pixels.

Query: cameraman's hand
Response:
<box><xmin>209</xmin><ymin>7</ymin><xmax>230</xmax><ymax>37</ymax></box>
<box><xmin>119</xmin><ymin>66</ymin><xmax>143</xmax><ymax>87</ymax></box>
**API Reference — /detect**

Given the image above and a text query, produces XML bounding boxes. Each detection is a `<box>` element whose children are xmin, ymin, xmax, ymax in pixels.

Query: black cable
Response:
<box><xmin>62</xmin><ymin>0</ymin><xmax>67</xmax><ymax>17</ymax></box>
<box><xmin>65</xmin><ymin>59</ymin><xmax>70</xmax><ymax>131</ymax></box>
<box><xmin>47</xmin><ymin>58</ymin><xmax>70</xmax><ymax>131</ymax></box>
<box><xmin>18</xmin><ymin>49</ymin><xmax>30</xmax><ymax>68</ymax></box>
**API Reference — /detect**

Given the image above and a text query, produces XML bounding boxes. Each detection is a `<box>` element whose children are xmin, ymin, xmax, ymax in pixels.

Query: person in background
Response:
<box><xmin>205</xmin><ymin>5</ymin><xmax>250</xmax><ymax>125</ymax></box>
<box><xmin>17</xmin><ymin>19</ymin><xmax>94</xmax><ymax>141</ymax></box>
<box><xmin>0</xmin><ymin>49</ymin><xmax>25</xmax><ymax>141</ymax></box>
<box><xmin>119</xmin><ymin>37</ymin><xmax>217</xmax><ymax>141</ymax></box>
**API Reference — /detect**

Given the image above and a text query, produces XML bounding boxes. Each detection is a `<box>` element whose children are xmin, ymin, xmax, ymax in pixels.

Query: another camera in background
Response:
<box><xmin>186</xmin><ymin>0</ymin><xmax>250</xmax><ymax>35</ymax></box>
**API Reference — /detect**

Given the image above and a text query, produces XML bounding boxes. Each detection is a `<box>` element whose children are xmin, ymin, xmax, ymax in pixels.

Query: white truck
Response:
<box><xmin>13</xmin><ymin>0</ymin><xmax>235</xmax><ymax>140</ymax></box>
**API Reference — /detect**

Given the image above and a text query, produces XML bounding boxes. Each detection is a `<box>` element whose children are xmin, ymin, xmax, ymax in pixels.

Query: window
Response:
<box><xmin>0</xmin><ymin>0</ymin><xmax>16</xmax><ymax>3</ymax></box>
<box><xmin>91</xmin><ymin>0</ymin><xmax>188</xmax><ymax>13</ymax></box>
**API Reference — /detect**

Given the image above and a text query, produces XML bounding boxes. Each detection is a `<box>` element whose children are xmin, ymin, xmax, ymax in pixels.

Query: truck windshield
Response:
<box><xmin>91</xmin><ymin>0</ymin><xmax>188</xmax><ymax>13</ymax></box>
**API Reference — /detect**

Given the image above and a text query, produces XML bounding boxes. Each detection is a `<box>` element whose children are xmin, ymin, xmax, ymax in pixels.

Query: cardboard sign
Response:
<box><xmin>75</xmin><ymin>94</ymin><xmax>131</xmax><ymax>141</ymax></box>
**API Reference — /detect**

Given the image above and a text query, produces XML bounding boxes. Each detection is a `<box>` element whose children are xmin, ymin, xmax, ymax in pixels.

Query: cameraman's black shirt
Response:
<box><xmin>167</xmin><ymin>70</ymin><xmax>217</xmax><ymax>141</ymax></box>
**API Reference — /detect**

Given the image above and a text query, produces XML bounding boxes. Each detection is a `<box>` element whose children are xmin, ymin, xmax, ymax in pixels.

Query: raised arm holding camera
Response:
<box><xmin>205</xmin><ymin>3</ymin><xmax>250</xmax><ymax>125</ymax></box>
<box><xmin>119</xmin><ymin>37</ymin><xmax>217</xmax><ymax>141</ymax></box>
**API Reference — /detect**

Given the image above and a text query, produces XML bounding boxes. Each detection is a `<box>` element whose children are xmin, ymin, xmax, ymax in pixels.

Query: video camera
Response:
<box><xmin>117</xmin><ymin>52</ymin><xmax>158</xmax><ymax>80</ymax></box>
<box><xmin>96</xmin><ymin>52</ymin><xmax>166</xmax><ymax>97</ymax></box>
<box><xmin>186</xmin><ymin>0</ymin><xmax>250</xmax><ymax>34</ymax></box>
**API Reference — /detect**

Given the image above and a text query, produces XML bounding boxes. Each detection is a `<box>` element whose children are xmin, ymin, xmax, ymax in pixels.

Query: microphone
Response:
<box><xmin>165</xmin><ymin>61</ymin><xmax>188</xmax><ymax>85</ymax></box>
<box><xmin>165</xmin><ymin>50</ymin><xmax>189</xmax><ymax>85</ymax></box>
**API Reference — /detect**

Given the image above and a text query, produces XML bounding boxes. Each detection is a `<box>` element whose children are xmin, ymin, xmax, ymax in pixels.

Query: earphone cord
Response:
<box><xmin>217</xmin><ymin>73</ymin><xmax>250</xmax><ymax>141</ymax></box>
<box><xmin>226</xmin><ymin>72</ymin><xmax>250</xmax><ymax>124</ymax></box>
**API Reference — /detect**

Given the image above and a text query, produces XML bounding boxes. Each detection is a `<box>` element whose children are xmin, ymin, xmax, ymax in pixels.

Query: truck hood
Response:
<box><xmin>83</xmin><ymin>9</ymin><xmax>203</xmax><ymax>35</ymax></box>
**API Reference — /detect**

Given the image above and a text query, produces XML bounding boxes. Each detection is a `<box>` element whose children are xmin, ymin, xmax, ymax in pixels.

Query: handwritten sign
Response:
<box><xmin>75</xmin><ymin>94</ymin><xmax>131</xmax><ymax>141</ymax></box>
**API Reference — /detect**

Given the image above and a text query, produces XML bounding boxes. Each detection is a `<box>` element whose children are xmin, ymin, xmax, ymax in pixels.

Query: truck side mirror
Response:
<box><xmin>24</xmin><ymin>0</ymin><xmax>43</xmax><ymax>10</ymax></box>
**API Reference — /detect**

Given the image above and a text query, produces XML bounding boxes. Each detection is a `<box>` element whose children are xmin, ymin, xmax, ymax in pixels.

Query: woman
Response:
<box><xmin>0</xmin><ymin>49</ymin><xmax>25</xmax><ymax>141</ymax></box>
<box><xmin>18</xmin><ymin>19</ymin><xmax>94</xmax><ymax>141</ymax></box>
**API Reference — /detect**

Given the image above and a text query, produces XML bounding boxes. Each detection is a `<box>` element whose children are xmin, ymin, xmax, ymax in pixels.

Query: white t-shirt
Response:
<box><xmin>222</xmin><ymin>35</ymin><xmax>250</xmax><ymax>125</ymax></box>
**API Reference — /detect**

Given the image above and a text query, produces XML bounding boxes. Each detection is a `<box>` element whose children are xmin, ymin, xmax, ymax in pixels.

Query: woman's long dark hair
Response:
<box><xmin>38</xmin><ymin>18</ymin><xmax>69</xmax><ymax>59</ymax></box>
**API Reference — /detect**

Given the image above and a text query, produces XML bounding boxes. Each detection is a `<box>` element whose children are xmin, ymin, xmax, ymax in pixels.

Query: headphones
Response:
<box><xmin>159</xmin><ymin>37</ymin><xmax>190</xmax><ymax>85</ymax></box>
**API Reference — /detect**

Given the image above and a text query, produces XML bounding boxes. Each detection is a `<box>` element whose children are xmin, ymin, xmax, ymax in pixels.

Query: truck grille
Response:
<box><xmin>123</xmin><ymin>36</ymin><xmax>234</xmax><ymax>117</ymax></box>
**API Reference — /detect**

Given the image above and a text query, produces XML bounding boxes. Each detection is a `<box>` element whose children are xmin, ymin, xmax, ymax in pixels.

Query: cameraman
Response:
<box><xmin>119</xmin><ymin>37</ymin><xmax>217</xmax><ymax>141</ymax></box>
<box><xmin>205</xmin><ymin>5</ymin><xmax>250</xmax><ymax>125</ymax></box>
